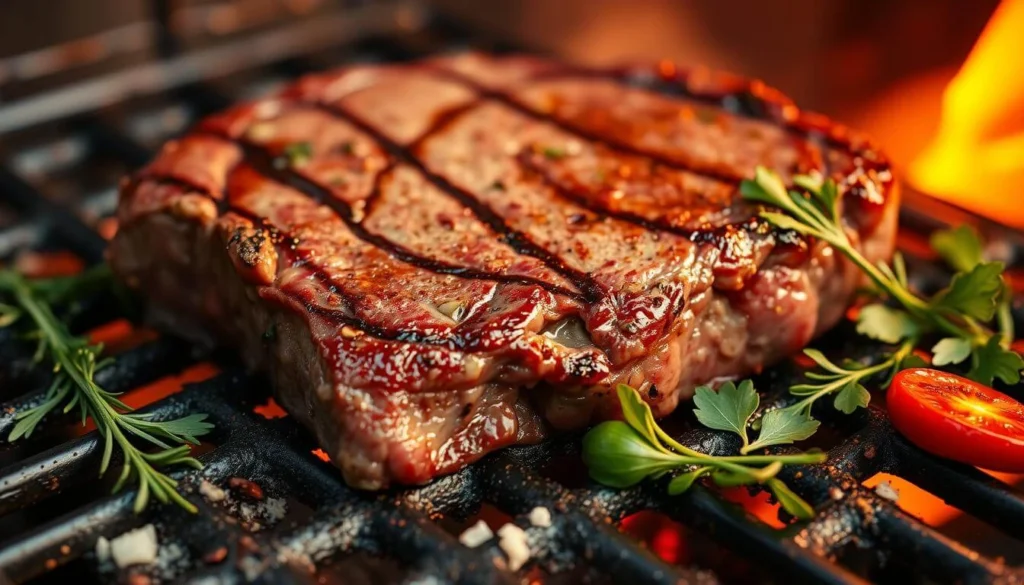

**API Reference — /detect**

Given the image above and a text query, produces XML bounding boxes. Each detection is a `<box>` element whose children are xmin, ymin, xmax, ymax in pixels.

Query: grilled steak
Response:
<box><xmin>109</xmin><ymin>53</ymin><xmax>898</xmax><ymax>489</ymax></box>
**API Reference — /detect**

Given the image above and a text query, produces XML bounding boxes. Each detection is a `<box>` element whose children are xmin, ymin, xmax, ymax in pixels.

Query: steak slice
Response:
<box><xmin>109</xmin><ymin>53</ymin><xmax>898</xmax><ymax>489</ymax></box>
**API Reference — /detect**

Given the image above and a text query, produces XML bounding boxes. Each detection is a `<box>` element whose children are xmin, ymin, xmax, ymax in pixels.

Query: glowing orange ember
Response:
<box><xmin>718</xmin><ymin>487</ymin><xmax>786</xmax><ymax>529</ymax></box>
<box><xmin>910</xmin><ymin>0</ymin><xmax>1024</xmax><ymax>226</ymax></box>
<box><xmin>87</xmin><ymin>319</ymin><xmax>159</xmax><ymax>353</ymax></box>
<box><xmin>13</xmin><ymin>251</ymin><xmax>83</xmax><ymax>278</ymax></box>
<box><xmin>253</xmin><ymin>397</ymin><xmax>288</xmax><ymax>419</ymax></box>
<box><xmin>863</xmin><ymin>473</ymin><xmax>962</xmax><ymax>526</ymax></box>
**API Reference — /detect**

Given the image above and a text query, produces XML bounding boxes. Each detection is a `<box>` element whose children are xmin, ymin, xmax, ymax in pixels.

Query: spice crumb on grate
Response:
<box><xmin>497</xmin><ymin>523</ymin><xmax>531</xmax><ymax>571</ymax></box>
<box><xmin>458</xmin><ymin>520</ymin><xmax>494</xmax><ymax>547</ymax></box>
<box><xmin>199</xmin><ymin>479</ymin><xmax>227</xmax><ymax>502</ymax></box>
<box><xmin>528</xmin><ymin>506</ymin><xmax>552</xmax><ymax>528</ymax></box>
<box><xmin>874</xmin><ymin>480</ymin><xmax>901</xmax><ymax>502</ymax></box>
<box><xmin>105</xmin><ymin>525</ymin><xmax>159</xmax><ymax>568</ymax></box>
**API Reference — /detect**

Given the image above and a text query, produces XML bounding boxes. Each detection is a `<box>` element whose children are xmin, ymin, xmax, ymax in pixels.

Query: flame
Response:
<box><xmin>910</xmin><ymin>0</ymin><xmax>1024</xmax><ymax>226</ymax></box>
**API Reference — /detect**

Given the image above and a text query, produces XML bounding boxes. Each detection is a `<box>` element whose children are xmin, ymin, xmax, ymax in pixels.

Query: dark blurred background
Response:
<box><xmin>0</xmin><ymin>0</ymin><xmax>997</xmax><ymax>108</ymax></box>
<box><xmin>0</xmin><ymin>0</ymin><xmax>1010</xmax><ymax>218</ymax></box>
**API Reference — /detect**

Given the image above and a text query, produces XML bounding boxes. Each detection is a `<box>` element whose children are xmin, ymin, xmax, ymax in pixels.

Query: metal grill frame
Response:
<box><xmin>1</xmin><ymin>2</ymin><xmax>1023</xmax><ymax>583</ymax></box>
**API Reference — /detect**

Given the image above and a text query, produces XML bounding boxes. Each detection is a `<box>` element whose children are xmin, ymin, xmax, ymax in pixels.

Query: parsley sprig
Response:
<box><xmin>2</xmin><ymin>266</ymin><xmax>212</xmax><ymax>513</ymax></box>
<box><xmin>741</xmin><ymin>167</ymin><xmax>1023</xmax><ymax>388</ymax></box>
<box><xmin>583</xmin><ymin>384</ymin><xmax>825</xmax><ymax>520</ymax></box>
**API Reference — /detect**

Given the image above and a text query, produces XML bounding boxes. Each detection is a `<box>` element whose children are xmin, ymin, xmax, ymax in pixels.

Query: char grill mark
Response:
<box><xmin>222</xmin><ymin>161</ymin><xmax>611</xmax><ymax>384</ymax></box>
<box><xmin>211</xmin><ymin>131</ymin><xmax>585</xmax><ymax>300</ymax></box>
<box><xmin>223</xmin><ymin>81</ymin><xmax>704</xmax><ymax>362</ymax></box>
<box><xmin>130</xmin><ymin>135</ymin><xmax>609</xmax><ymax>383</ymax></box>
<box><xmin>289</xmin><ymin>66</ymin><xmax>730</xmax><ymax>361</ymax></box>
<box><xmin>425</xmin><ymin>56</ymin><xmax>894</xmax><ymax>230</ymax></box>
<box><xmin>312</xmin><ymin>100</ymin><xmax>606</xmax><ymax>302</ymax></box>
<box><xmin>427</xmin><ymin>66</ymin><xmax>751</xmax><ymax>186</ymax></box>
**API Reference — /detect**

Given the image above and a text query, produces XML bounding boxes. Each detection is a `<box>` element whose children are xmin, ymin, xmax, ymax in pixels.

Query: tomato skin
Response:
<box><xmin>888</xmin><ymin>369</ymin><xmax>1024</xmax><ymax>472</ymax></box>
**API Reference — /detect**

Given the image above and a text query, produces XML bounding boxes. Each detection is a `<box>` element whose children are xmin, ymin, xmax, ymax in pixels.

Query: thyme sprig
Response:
<box><xmin>2</xmin><ymin>266</ymin><xmax>212</xmax><ymax>513</ymax></box>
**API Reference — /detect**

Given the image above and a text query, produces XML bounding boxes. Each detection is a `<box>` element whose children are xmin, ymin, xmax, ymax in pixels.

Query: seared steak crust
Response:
<box><xmin>110</xmin><ymin>54</ymin><xmax>898</xmax><ymax>489</ymax></box>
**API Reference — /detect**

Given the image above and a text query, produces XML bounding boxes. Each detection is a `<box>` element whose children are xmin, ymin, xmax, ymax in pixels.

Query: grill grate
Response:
<box><xmin>1</xmin><ymin>2</ymin><xmax>1024</xmax><ymax>584</ymax></box>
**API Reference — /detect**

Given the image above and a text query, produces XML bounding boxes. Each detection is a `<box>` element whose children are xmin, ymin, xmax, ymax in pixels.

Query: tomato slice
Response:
<box><xmin>888</xmin><ymin>368</ymin><xmax>1024</xmax><ymax>472</ymax></box>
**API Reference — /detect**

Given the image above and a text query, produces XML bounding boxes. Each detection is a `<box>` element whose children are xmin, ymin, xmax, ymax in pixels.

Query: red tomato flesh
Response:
<box><xmin>889</xmin><ymin>368</ymin><xmax>1024</xmax><ymax>472</ymax></box>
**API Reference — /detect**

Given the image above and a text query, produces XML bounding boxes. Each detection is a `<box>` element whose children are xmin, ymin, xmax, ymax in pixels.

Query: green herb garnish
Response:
<box><xmin>741</xmin><ymin>167</ymin><xmax>1023</xmax><ymax>388</ymax></box>
<box><xmin>541</xmin><ymin>146</ymin><xmax>567</xmax><ymax>160</ymax></box>
<box><xmin>2</xmin><ymin>266</ymin><xmax>213</xmax><ymax>513</ymax></box>
<box><xmin>584</xmin><ymin>168</ymin><xmax>1022</xmax><ymax>515</ymax></box>
<box><xmin>930</xmin><ymin>224</ymin><xmax>1015</xmax><ymax>347</ymax></box>
<box><xmin>582</xmin><ymin>384</ymin><xmax>825</xmax><ymax>520</ymax></box>
<box><xmin>694</xmin><ymin>380</ymin><xmax>821</xmax><ymax>453</ymax></box>
<box><xmin>282</xmin><ymin>141</ymin><xmax>313</xmax><ymax>167</ymax></box>
<box><xmin>788</xmin><ymin>343</ymin><xmax>924</xmax><ymax>415</ymax></box>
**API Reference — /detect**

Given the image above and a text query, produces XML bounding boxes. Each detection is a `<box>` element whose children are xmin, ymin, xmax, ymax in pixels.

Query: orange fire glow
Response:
<box><xmin>253</xmin><ymin>397</ymin><xmax>288</xmax><ymax>419</ymax></box>
<box><xmin>910</xmin><ymin>0</ymin><xmax>1024</xmax><ymax>226</ymax></box>
<box><xmin>865</xmin><ymin>471</ymin><xmax>1024</xmax><ymax>528</ymax></box>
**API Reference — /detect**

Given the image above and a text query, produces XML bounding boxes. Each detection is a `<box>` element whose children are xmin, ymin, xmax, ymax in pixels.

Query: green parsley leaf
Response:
<box><xmin>745</xmin><ymin>409</ymin><xmax>820</xmax><ymax>453</ymax></box>
<box><xmin>930</xmin><ymin>225</ymin><xmax>984</xmax><ymax>272</ymax></box>
<box><xmin>856</xmin><ymin>304</ymin><xmax>919</xmax><ymax>344</ymax></box>
<box><xmin>767</xmin><ymin>478</ymin><xmax>816</xmax><ymax>520</ymax></box>
<box><xmin>583</xmin><ymin>383</ymin><xmax>825</xmax><ymax>521</ymax></box>
<box><xmin>615</xmin><ymin>384</ymin><xmax>670</xmax><ymax>453</ymax></box>
<box><xmin>833</xmin><ymin>381</ymin><xmax>871</xmax><ymax>414</ymax></box>
<box><xmin>692</xmin><ymin>380</ymin><xmax>758</xmax><ymax>447</ymax></box>
<box><xmin>968</xmin><ymin>336</ymin><xmax>1024</xmax><ymax>385</ymax></box>
<box><xmin>930</xmin><ymin>261</ymin><xmax>1005</xmax><ymax>322</ymax></box>
<box><xmin>931</xmin><ymin>337</ymin><xmax>972</xmax><ymax>366</ymax></box>
<box><xmin>667</xmin><ymin>467</ymin><xmax>711</xmax><ymax>495</ymax></box>
<box><xmin>581</xmin><ymin>421</ymin><xmax>679</xmax><ymax>488</ymax></box>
